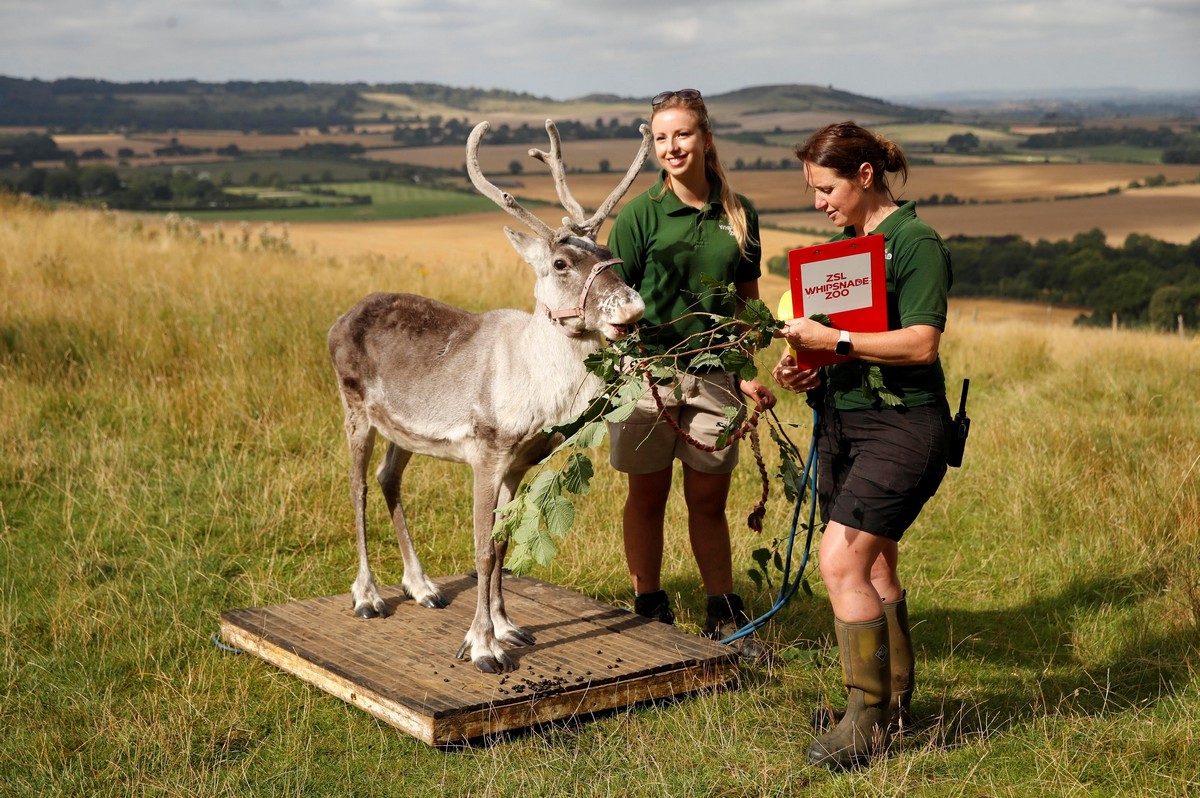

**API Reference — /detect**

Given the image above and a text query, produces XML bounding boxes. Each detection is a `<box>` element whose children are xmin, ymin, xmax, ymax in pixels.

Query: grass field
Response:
<box><xmin>183</xmin><ymin>182</ymin><xmax>500</xmax><ymax>223</ymax></box>
<box><xmin>2</xmin><ymin>197</ymin><xmax>1198</xmax><ymax>796</ymax></box>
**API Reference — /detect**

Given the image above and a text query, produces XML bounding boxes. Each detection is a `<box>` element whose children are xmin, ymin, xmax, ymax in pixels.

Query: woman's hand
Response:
<box><xmin>776</xmin><ymin>317</ymin><xmax>837</xmax><ymax>352</ymax></box>
<box><xmin>771</xmin><ymin>353</ymin><xmax>822</xmax><ymax>394</ymax></box>
<box><xmin>740</xmin><ymin>378</ymin><xmax>777</xmax><ymax>410</ymax></box>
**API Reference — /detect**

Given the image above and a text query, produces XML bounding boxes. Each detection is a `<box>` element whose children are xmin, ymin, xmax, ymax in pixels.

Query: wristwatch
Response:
<box><xmin>835</xmin><ymin>329</ymin><xmax>852</xmax><ymax>356</ymax></box>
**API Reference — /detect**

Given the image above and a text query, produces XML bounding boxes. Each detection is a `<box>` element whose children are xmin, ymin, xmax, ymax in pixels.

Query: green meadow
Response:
<box><xmin>192</xmin><ymin>181</ymin><xmax>501</xmax><ymax>222</ymax></box>
<box><xmin>1</xmin><ymin>195</ymin><xmax>1197</xmax><ymax>796</ymax></box>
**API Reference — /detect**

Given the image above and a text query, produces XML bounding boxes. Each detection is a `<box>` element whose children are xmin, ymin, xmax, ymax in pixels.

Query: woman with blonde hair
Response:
<box><xmin>606</xmin><ymin>89</ymin><xmax>776</xmax><ymax>659</ymax></box>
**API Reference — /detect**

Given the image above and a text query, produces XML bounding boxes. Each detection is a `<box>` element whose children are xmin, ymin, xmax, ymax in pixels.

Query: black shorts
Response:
<box><xmin>817</xmin><ymin>401</ymin><xmax>951</xmax><ymax>542</ymax></box>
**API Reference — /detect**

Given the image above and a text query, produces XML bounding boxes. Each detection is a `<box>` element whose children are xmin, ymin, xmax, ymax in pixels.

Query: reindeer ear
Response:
<box><xmin>503</xmin><ymin>227</ymin><xmax>549</xmax><ymax>268</ymax></box>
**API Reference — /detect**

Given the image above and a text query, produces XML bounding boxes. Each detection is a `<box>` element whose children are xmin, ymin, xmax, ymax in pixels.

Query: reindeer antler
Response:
<box><xmin>575</xmin><ymin>123</ymin><xmax>652</xmax><ymax>240</ymax></box>
<box><xmin>467</xmin><ymin>121</ymin><xmax>555</xmax><ymax>239</ymax></box>
<box><xmin>467</xmin><ymin>120</ymin><xmax>652</xmax><ymax>242</ymax></box>
<box><xmin>527</xmin><ymin>120</ymin><xmax>587</xmax><ymax>228</ymax></box>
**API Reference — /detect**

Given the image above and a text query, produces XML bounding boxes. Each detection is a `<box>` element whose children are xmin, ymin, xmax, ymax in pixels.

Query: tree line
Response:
<box><xmin>1020</xmin><ymin>125</ymin><xmax>1200</xmax><ymax>164</ymax></box>
<box><xmin>769</xmin><ymin>229</ymin><xmax>1200</xmax><ymax>331</ymax></box>
<box><xmin>947</xmin><ymin>230</ymin><xmax>1200</xmax><ymax>329</ymax></box>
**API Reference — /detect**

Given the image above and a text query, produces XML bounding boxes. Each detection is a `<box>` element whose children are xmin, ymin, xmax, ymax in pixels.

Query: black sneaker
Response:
<box><xmin>703</xmin><ymin>593</ymin><xmax>766</xmax><ymax>662</ymax></box>
<box><xmin>633</xmin><ymin>590</ymin><xmax>675</xmax><ymax>625</ymax></box>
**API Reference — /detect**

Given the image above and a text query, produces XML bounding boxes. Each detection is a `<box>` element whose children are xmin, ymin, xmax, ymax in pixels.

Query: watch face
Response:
<box><xmin>836</xmin><ymin>331</ymin><xmax>851</xmax><ymax>355</ymax></box>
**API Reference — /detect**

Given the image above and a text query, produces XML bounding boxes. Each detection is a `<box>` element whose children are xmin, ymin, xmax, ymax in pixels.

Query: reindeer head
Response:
<box><xmin>467</xmin><ymin>120</ymin><xmax>650</xmax><ymax>340</ymax></box>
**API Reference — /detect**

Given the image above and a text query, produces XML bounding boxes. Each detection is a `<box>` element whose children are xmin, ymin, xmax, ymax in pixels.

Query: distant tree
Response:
<box><xmin>18</xmin><ymin>168</ymin><xmax>47</xmax><ymax>195</ymax></box>
<box><xmin>79</xmin><ymin>164</ymin><xmax>120</xmax><ymax>197</ymax></box>
<box><xmin>947</xmin><ymin>132</ymin><xmax>980</xmax><ymax>152</ymax></box>
<box><xmin>43</xmin><ymin>169</ymin><xmax>81</xmax><ymax>198</ymax></box>
<box><xmin>598</xmin><ymin>158</ymin><xmax>611</xmax><ymax>173</ymax></box>
<box><xmin>508</xmin><ymin>160</ymin><xmax>523</xmax><ymax>176</ymax></box>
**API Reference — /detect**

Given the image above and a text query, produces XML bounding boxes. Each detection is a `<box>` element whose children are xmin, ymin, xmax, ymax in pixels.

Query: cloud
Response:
<box><xmin>0</xmin><ymin>0</ymin><xmax>1196</xmax><ymax>99</ymax></box>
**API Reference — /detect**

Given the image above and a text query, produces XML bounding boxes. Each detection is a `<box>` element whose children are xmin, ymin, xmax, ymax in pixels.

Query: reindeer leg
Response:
<box><xmin>490</xmin><ymin>470</ymin><xmax>535</xmax><ymax>647</ymax></box>
<box><xmin>377</xmin><ymin>442</ymin><xmax>447</xmax><ymax>609</ymax></box>
<box><xmin>342</xmin><ymin>405</ymin><xmax>386</xmax><ymax>619</ymax></box>
<box><xmin>455</xmin><ymin>464</ymin><xmax>515</xmax><ymax>673</ymax></box>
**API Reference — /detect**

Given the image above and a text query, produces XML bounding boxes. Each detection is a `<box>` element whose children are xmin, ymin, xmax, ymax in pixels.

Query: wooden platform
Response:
<box><xmin>219</xmin><ymin>574</ymin><xmax>738</xmax><ymax>745</ymax></box>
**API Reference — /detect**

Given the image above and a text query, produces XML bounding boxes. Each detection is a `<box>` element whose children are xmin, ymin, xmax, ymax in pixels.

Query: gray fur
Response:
<box><xmin>326</xmin><ymin>122</ymin><xmax>649</xmax><ymax>674</ymax></box>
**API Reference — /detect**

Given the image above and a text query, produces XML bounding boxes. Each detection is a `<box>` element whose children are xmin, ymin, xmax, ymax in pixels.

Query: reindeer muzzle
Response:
<box><xmin>546</xmin><ymin>258</ymin><xmax>623</xmax><ymax>330</ymax></box>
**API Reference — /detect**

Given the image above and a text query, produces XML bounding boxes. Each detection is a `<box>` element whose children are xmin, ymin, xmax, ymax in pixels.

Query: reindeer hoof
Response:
<box><xmin>403</xmin><ymin>581</ymin><xmax>448</xmax><ymax>609</ymax></box>
<box><xmin>475</xmin><ymin>656</ymin><xmax>504</xmax><ymax>674</ymax></box>
<box><xmin>499</xmin><ymin>626</ymin><xmax>536</xmax><ymax>647</ymax></box>
<box><xmin>475</xmin><ymin>652</ymin><xmax>517</xmax><ymax>674</ymax></box>
<box><xmin>353</xmin><ymin>600</ymin><xmax>387</xmax><ymax>619</ymax></box>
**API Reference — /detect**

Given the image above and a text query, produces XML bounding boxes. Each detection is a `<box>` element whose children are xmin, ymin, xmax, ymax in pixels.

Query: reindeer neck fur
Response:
<box><xmin>491</xmin><ymin>307</ymin><xmax>605</xmax><ymax>430</ymax></box>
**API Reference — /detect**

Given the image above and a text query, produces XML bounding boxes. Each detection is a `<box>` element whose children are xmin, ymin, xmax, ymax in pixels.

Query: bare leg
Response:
<box><xmin>680</xmin><ymin>464</ymin><xmax>734</xmax><ymax>596</ymax></box>
<box><xmin>869</xmin><ymin>540</ymin><xmax>902</xmax><ymax>604</ymax></box>
<box><xmin>623</xmin><ymin>468</ymin><xmax>672</xmax><ymax>592</ymax></box>
<box><xmin>818</xmin><ymin>520</ymin><xmax>892</xmax><ymax>623</ymax></box>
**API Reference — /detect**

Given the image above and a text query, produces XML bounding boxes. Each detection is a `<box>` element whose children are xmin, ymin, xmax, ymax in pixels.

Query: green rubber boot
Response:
<box><xmin>812</xmin><ymin>594</ymin><xmax>914</xmax><ymax>733</ymax></box>
<box><xmin>806</xmin><ymin>615</ymin><xmax>890</xmax><ymax>770</ymax></box>
<box><xmin>886</xmin><ymin>594</ymin><xmax>914</xmax><ymax>731</ymax></box>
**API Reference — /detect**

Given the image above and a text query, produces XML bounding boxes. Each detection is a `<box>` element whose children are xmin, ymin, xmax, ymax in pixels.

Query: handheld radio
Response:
<box><xmin>947</xmin><ymin>378</ymin><xmax>971</xmax><ymax>468</ymax></box>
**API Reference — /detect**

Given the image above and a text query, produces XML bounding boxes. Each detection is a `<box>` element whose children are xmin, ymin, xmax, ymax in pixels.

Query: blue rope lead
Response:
<box><xmin>211</xmin><ymin>631</ymin><xmax>245</xmax><ymax>655</ymax></box>
<box><xmin>721</xmin><ymin>408</ymin><xmax>821</xmax><ymax>645</ymax></box>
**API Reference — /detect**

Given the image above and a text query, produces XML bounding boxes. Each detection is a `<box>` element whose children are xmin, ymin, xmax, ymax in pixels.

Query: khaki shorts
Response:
<box><xmin>608</xmin><ymin>371</ymin><xmax>745</xmax><ymax>475</ymax></box>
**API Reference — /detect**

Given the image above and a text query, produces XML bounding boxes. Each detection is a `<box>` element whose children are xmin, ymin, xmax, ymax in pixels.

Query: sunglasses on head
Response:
<box><xmin>651</xmin><ymin>88</ymin><xmax>703</xmax><ymax>108</ymax></box>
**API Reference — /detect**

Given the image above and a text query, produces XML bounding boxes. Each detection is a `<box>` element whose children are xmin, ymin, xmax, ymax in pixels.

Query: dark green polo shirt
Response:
<box><xmin>606</xmin><ymin>171</ymin><xmax>761</xmax><ymax>365</ymax></box>
<box><xmin>826</xmin><ymin>201</ymin><xmax>953</xmax><ymax>410</ymax></box>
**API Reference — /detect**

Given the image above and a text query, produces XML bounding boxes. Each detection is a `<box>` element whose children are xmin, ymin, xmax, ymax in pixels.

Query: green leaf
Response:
<box><xmin>530</xmin><ymin>531</ymin><xmax>558</xmax><ymax>568</ymax></box>
<box><xmin>698</xmin><ymin>272</ymin><xmax>734</xmax><ymax>293</ymax></box>
<box><xmin>604</xmin><ymin>401</ymin><xmax>637</xmax><ymax>423</ymax></box>
<box><xmin>718</xmin><ymin>347</ymin><xmax>749</xmax><ymax>373</ymax></box>
<box><xmin>616</xmin><ymin>377</ymin><xmax>647</xmax><ymax>405</ymax></box>
<box><xmin>560</xmin><ymin>452</ymin><xmax>594</xmax><ymax>496</ymax></box>
<box><xmin>510</xmin><ymin>502</ymin><xmax>542</xmax><ymax>545</ymax></box>
<box><xmin>567</xmin><ymin>420</ymin><xmax>607</xmax><ymax>450</ymax></box>
<box><xmin>689</xmin><ymin>351</ymin><xmax>724</xmax><ymax>371</ymax></box>
<box><xmin>542</xmin><ymin>495</ymin><xmax>576</xmax><ymax>538</ymax></box>
<box><xmin>525</xmin><ymin>469</ymin><xmax>560</xmax><ymax>510</ymax></box>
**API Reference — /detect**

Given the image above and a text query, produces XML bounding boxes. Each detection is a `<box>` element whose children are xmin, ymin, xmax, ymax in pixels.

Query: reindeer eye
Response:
<box><xmin>552</xmin><ymin>258</ymin><xmax>569</xmax><ymax>272</ymax></box>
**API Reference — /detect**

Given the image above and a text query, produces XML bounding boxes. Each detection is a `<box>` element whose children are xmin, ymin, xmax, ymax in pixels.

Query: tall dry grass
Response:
<box><xmin>2</xmin><ymin>194</ymin><xmax>1197</xmax><ymax>796</ymax></box>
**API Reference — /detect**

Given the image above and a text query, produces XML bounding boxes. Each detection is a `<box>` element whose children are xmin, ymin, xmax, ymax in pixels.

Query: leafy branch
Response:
<box><xmin>495</xmin><ymin>278</ymin><xmax>794</xmax><ymax>574</ymax></box>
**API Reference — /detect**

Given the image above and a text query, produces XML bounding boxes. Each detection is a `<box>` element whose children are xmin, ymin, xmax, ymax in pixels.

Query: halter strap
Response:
<box><xmin>546</xmin><ymin>258</ymin><xmax>623</xmax><ymax>323</ymax></box>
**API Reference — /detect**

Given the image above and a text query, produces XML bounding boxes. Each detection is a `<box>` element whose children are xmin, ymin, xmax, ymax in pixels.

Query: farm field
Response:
<box><xmin>280</xmin><ymin>213</ymin><xmax>1087</xmax><ymax>328</ymax></box>
<box><xmin>2</xmin><ymin>199</ymin><xmax>1196</xmax><ymax>796</ymax></box>
<box><xmin>449</xmin><ymin>162</ymin><xmax>1200</xmax><ymax>208</ymax></box>
<box><xmin>764</xmin><ymin>183</ymin><xmax>1200</xmax><ymax>245</ymax></box>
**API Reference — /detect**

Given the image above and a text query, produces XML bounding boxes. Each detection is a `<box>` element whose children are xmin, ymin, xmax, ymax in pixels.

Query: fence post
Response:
<box><xmin>1111</xmin><ymin>311</ymin><xmax>1118</xmax><ymax>331</ymax></box>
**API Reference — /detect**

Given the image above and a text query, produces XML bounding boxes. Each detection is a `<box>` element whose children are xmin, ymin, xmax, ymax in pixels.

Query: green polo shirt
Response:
<box><xmin>606</xmin><ymin>171</ymin><xmax>761</xmax><ymax>365</ymax></box>
<box><xmin>826</xmin><ymin>201</ymin><xmax>953</xmax><ymax>410</ymax></box>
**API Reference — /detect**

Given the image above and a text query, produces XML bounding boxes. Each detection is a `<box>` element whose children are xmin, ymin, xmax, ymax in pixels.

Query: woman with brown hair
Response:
<box><xmin>773</xmin><ymin>121</ymin><xmax>953</xmax><ymax>769</ymax></box>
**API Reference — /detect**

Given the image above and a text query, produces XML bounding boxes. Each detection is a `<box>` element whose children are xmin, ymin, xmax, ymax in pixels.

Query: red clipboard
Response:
<box><xmin>785</xmin><ymin>234</ymin><xmax>888</xmax><ymax>369</ymax></box>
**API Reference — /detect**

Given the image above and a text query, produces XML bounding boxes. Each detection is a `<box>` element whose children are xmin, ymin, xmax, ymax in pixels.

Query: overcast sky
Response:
<box><xmin>2</xmin><ymin>0</ymin><xmax>1197</xmax><ymax>102</ymax></box>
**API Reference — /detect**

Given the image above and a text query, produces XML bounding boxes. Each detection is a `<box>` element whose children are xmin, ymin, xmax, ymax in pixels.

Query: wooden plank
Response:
<box><xmin>219</xmin><ymin>574</ymin><xmax>738</xmax><ymax>745</ymax></box>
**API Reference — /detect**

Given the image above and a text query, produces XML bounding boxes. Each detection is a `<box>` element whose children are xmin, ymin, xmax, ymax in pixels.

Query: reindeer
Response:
<box><xmin>327</xmin><ymin>120</ymin><xmax>650</xmax><ymax>673</ymax></box>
